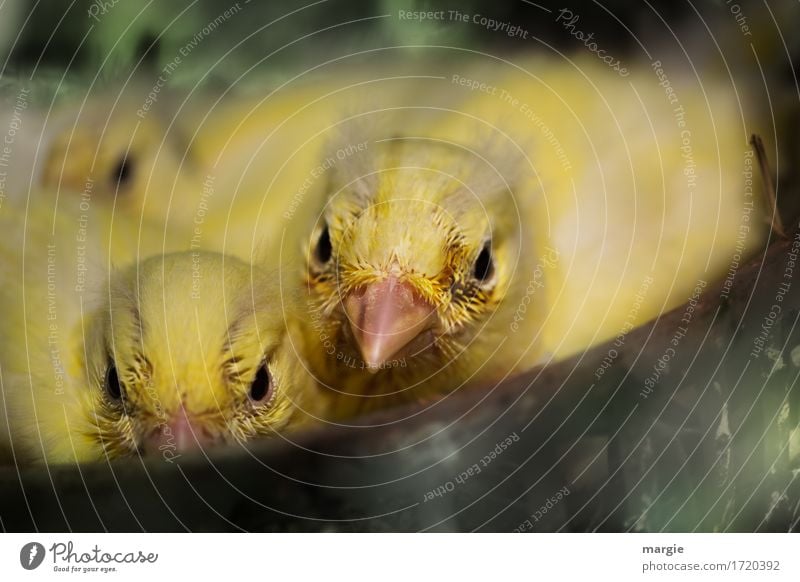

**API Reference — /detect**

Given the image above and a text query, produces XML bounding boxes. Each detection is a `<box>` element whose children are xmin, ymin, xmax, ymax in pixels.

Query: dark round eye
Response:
<box><xmin>473</xmin><ymin>241</ymin><xmax>495</xmax><ymax>283</ymax></box>
<box><xmin>249</xmin><ymin>364</ymin><xmax>275</xmax><ymax>405</ymax></box>
<box><xmin>104</xmin><ymin>363</ymin><xmax>123</xmax><ymax>401</ymax></box>
<box><xmin>315</xmin><ymin>223</ymin><xmax>333</xmax><ymax>264</ymax></box>
<box><xmin>112</xmin><ymin>155</ymin><xmax>134</xmax><ymax>188</ymax></box>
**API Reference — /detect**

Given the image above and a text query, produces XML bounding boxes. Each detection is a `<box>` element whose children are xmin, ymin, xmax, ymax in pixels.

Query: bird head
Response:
<box><xmin>82</xmin><ymin>251</ymin><xmax>308</xmax><ymax>459</ymax></box>
<box><xmin>41</xmin><ymin>99</ymin><xmax>196</xmax><ymax>224</ymax></box>
<box><xmin>305</xmin><ymin>137</ymin><xmax>523</xmax><ymax>374</ymax></box>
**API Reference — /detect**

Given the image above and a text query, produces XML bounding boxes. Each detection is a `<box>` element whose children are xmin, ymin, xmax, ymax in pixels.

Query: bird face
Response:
<box><xmin>305</xmin><ymin>140</ymin><xmax>514</xmax><ymax>374</ymax></box>
<box><xmin>41</xmin><ymin>103</ymin><xmax>196</xmax><ymax>224</ymax></box>
<box><xmin>83</xmin><ymin>252</ymin><xmax>302</xmax><ymax>459</ymax></box>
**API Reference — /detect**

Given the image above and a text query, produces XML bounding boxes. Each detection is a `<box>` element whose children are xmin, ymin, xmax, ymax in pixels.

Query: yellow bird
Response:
<box><xmin>33</xmin><ymin>64</ymin><xmax>465</xmax><ymax>264</ymax></box>
<box><xmin>297</xmin><ymin>54</ymin><xmax>773</xmax><ymax>417</ymax></box>
<box><xmin>0</xmin><ymin>197</ymin><xmax>317</xmax><ymax>464</ymax></box>
<box><xmin>40</xmin><ymin>92</ymin><xmax>201</xmax><ymax>228</ymax></box>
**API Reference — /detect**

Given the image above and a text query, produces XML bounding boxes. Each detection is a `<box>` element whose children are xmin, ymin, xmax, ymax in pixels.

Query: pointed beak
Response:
<box><xmin>143</xmin><ymin>407</ymin><xmax>215</xmax><ymax>456</ymax></box>
<box><xmin>344</xmin><ymin>275</ymin><xmax>436</xmax><ymax>371</ymax></box>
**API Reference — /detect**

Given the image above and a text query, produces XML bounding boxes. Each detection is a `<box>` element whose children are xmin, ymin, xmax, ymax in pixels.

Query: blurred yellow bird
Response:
<box><xmin>33</xmin><ymin>64</ymin><xmax>462</xmax><ymax>264</ymax></box>
<box><xmin>0</xmin><ymin>197</ymin><xmax>317</xmax><ymax>464</ymax></box>
<box><xmin>298</xmin><ymin>54</ymin><xmax>774</xmax><ymax>417</ymax></box>
<box><xmin>40</xmin><ymin>92</ymin><xmax>201</xmax><ymax>228</ymax></box>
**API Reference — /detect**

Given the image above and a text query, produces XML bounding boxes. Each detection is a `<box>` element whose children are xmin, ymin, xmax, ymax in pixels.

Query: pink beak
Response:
<box><xmin>143</xmin><ymin>407</ymin><xmax>215</xmax><ymax>455</ymax></box>
<box><xmin>344</xmin><ymin>275</ymin><xmax>436</xmax><ymax>371</ymax></box>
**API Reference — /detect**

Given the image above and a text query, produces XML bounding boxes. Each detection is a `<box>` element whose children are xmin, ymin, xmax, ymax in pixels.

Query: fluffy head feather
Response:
<box><xmin>301</xmin><ymin>132</ymin><xmax>537</xmax><ymax>416</ymax></box>
<box><xmin>1</xmin><ymin>250</ymin><xmax>315</xmax><ymax>464</ymax></box>
<box><xmin>79</xmin><ymin>251</ymin><xmax>313</xmax><ymax>460</ymax></box>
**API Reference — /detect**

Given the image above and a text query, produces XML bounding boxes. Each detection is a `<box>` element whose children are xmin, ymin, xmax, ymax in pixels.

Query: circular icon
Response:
<box><xmin>19</xmin><ymin>542</ymin><xmax>45</xmax><ymax>570</ymax></box>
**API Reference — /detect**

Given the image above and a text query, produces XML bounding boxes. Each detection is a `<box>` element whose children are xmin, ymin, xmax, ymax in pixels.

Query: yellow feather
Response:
<box><xmin>295</xmin><ymin>54</ymin><xmax>773</xmax><ymax>418</ymax></box>
<box><xmin>0</xmin><ymin>196</ymin><xmax>317</xmax><ymax>464</ymax></box>
<box><xmin>39</xmin><ymin>92</ymin><xmax>202</xmax><ymax>228</ymax></box>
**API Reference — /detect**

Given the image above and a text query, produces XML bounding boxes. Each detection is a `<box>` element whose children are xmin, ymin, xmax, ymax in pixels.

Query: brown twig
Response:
<box><xmin>750</xmin><ymin>133</ymin><xmax>786</xmax><ymax>238</ymax></box>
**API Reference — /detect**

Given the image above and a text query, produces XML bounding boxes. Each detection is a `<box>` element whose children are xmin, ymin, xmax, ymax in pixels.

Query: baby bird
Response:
<box><xmin>300</xmin><ymin>134</ymin><xmax>535</xmax><ymax>417</ymax></box>
<box><xmin>0</xmin><ymin>198</ymin><xmax>316</xmax><ymax>464</ymax></box>
<box><xmin>79</xmin><ymin>251</ymin><xmax>314</xmax><ymax>460</ymax></box>
<box><xmin>40</xmin><ymin>93</ymin><xmax>200</xmax><ymax>227</ymax></box>
<box><xmin>299</xmin><ymin>54</ymin><xmax>772</xmax><ymax>418</ymax></box>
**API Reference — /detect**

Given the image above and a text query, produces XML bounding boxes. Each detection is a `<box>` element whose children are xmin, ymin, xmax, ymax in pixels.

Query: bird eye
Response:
<box><xmin>314</xmin><ymin>223</ymin><xmax>333</xmax><ymax>264</ymax></box>
<box><xmin>111</xmin><ymin>154</ymin><xmax>134</xmax><ymax>189</ymax></box>
<box><xmin>249</xmin><ymin>363</ymin><xmax>275</xmax><ymax>406</ymax></box>
<box><xmin>104</xmin><ymin>363</ymin><xmax>123</xmax><ymax>401</ymax></box>
<box><xmin>473</xmin><ymin>241</ymin><xmax>495</xmax><ymax>284</ymax></box>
